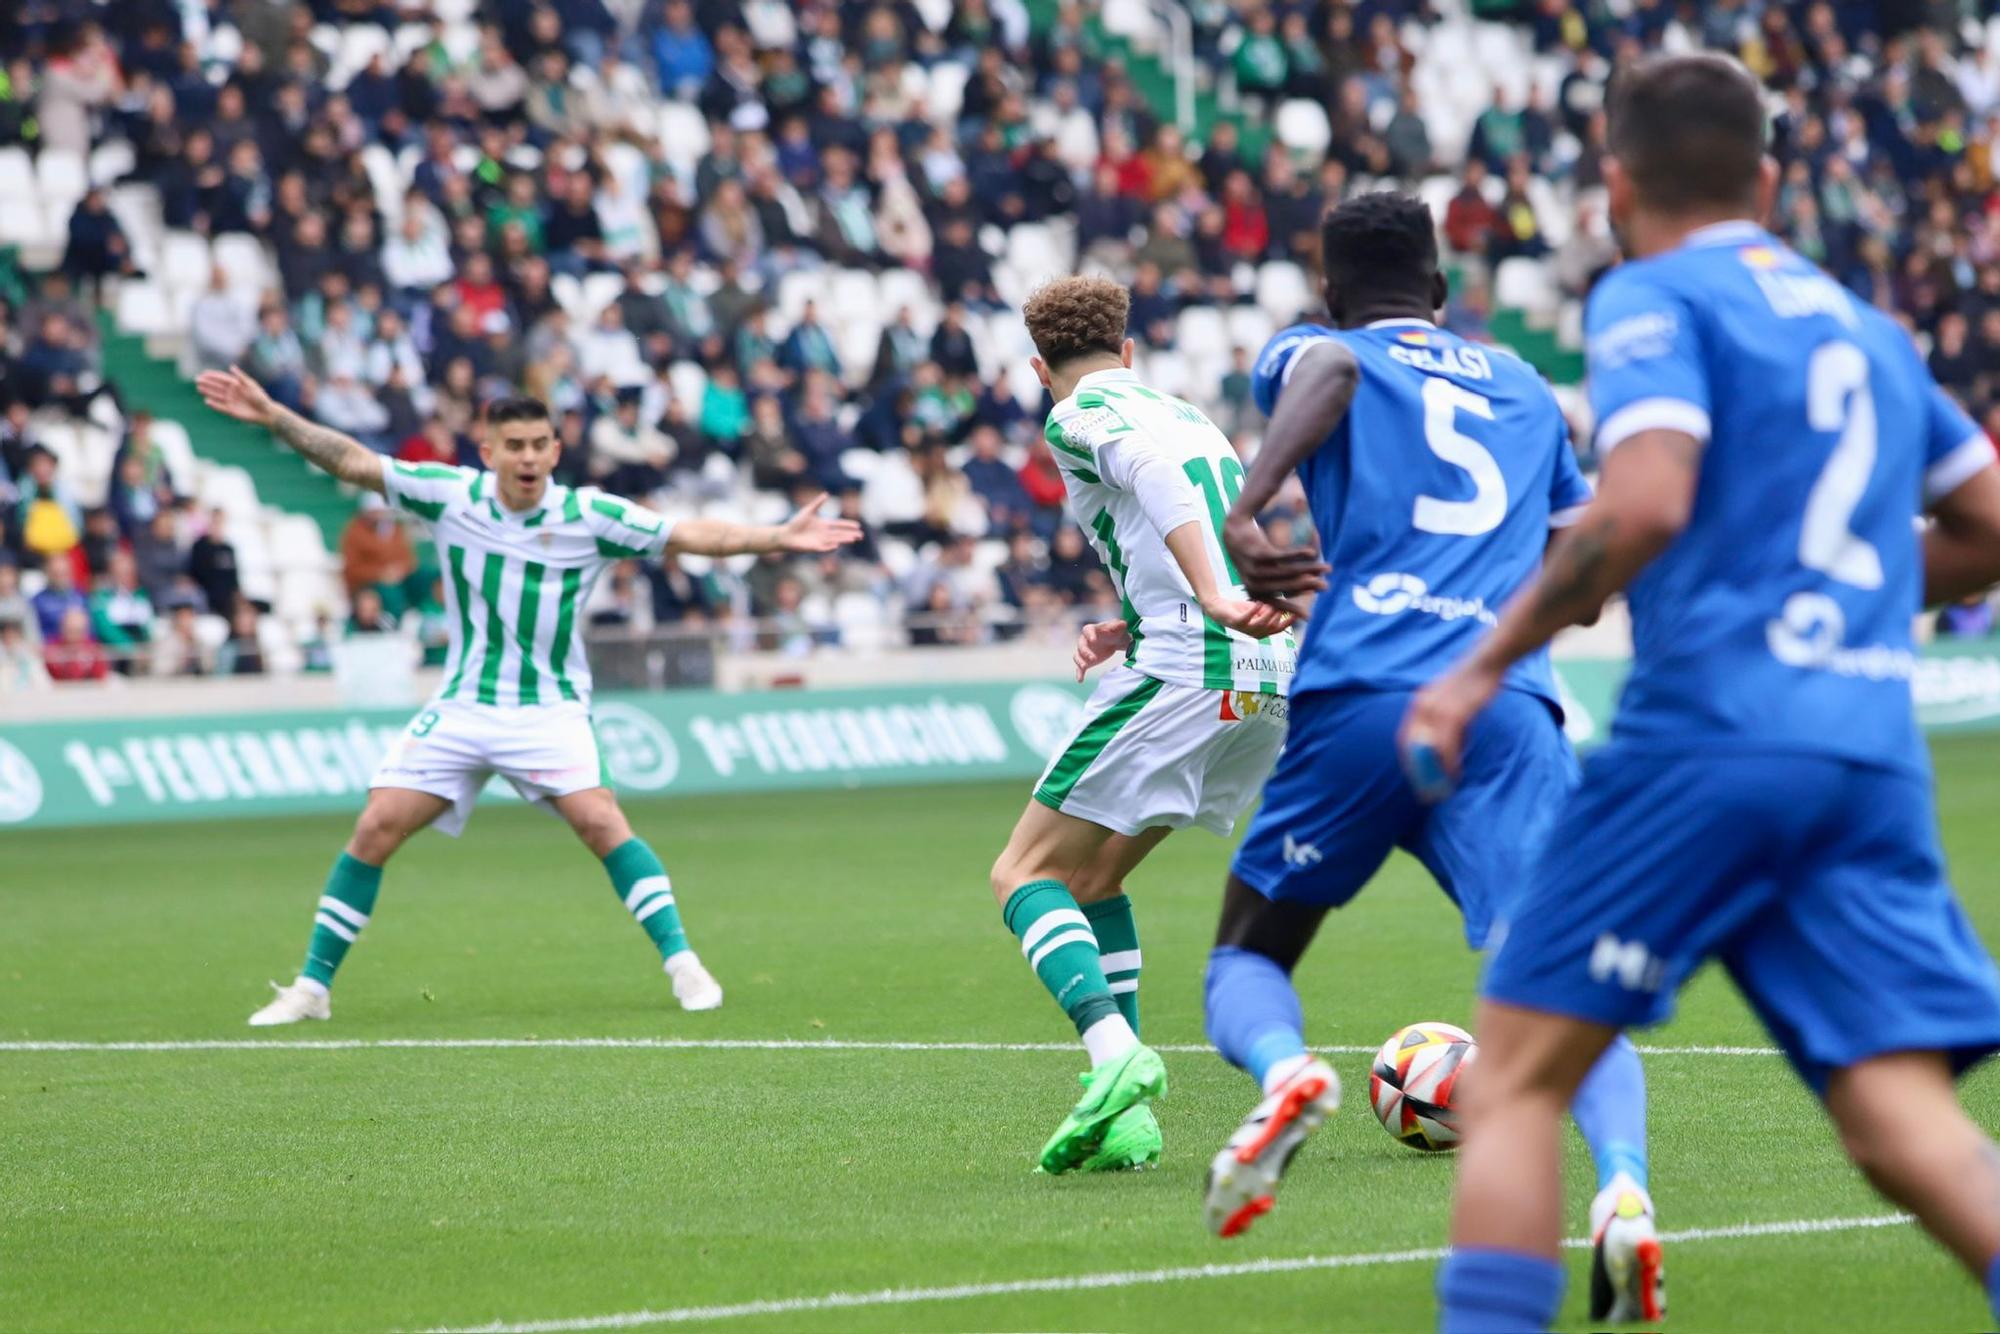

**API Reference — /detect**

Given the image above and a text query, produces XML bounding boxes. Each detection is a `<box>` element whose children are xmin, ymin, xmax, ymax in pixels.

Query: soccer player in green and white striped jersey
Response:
<box><xmin>194</xmin><ymin>367</ymin><xmax>859</xmax><ymax>1025</ymax></box>
<box><xmin>989</xmin><ymin>277</ymin><xmax>1300</xmax><ymax>1173</ymax></box>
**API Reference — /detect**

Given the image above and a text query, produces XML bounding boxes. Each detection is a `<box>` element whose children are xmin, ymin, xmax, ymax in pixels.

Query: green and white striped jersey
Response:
<box><xmin>1043</xmin><ymin>368</ymin><xmax>1298</xmax><ymax>694</ymax></box>
<box><xmin>382</xmin><ymin>461</ymin><xmax>675</xmax><ymax>708</ymax></box>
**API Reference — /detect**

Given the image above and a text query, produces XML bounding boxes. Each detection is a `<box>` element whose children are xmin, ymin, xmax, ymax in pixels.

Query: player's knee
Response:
<box><xmin>566</xmin><ymin>803</ymin><xmax>631</xmax><ymax>856</ymax></box>
<box><xmin>988</xmin><ymin>852</ymin><xmax>1026</xmax><ymax>905</ymax></box>
<box><xmin>349</xmin><ymin>808</ymin><xmax>412</xmax><ymax>863</ymax></box>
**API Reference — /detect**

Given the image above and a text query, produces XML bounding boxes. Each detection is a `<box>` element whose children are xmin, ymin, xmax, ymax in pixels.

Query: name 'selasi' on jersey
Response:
<box><xmin>1387</xmin><ymin>339</ymin><xmax>1493</xmax><ymax>380</ymax></box>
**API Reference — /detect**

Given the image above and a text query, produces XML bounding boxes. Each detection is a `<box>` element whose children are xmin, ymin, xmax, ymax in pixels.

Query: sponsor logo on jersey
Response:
<box><xmin>1219</xmin><ymin>690</ymin><xmax>1289</xmax><ymax>723</ymax></box>
<box><xmin>0</xmin><ymin>738</ymin><xmax>44</xmax><ymax>823</ymax></box>
<box><xmin>1351</xmin><ymin>573</ymin><xmax>1497</xmax><ymax>626</ymax></box>
<box><xmin>1765</xmin><ymin>592</ymin><xmax>1914</xmax><ymax>680</ymax></box>
<box><xmin>1588</xmin><ymin>311</ymin><xmax>1679</xmax><ymax>370</ymax></box>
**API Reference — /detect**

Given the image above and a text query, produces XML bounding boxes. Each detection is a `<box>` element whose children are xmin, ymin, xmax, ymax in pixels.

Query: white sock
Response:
<box><xmin>1261</xmin><ymin>1053</ymin><xmax>1314</xmax><ymax>1095</ymax></box>
<box><xmin>1081</xmin><ymin>1014</ymin><xmax>1139</xmax><ymax>1067</ymax></box>
<box><xmin>663</xmin><ymin>949</ymin><xmax>701</xmax><ymax>975</ymax></box>
<box><xmin>294</xmin><ymin>976</ymin><xmax>330</xmax><ymax>997</ymax></box>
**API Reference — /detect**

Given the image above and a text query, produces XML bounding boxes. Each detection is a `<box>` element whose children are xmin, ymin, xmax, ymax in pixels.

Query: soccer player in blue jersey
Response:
<box><xmin>1405</xmin><ymin>54</ymin><xmax>2000</xmax><ymax>1332</ymax></box>
<box><xmin>1199</xmin><ymin>192</ymin><xmax>1660</xmax><ymax>1321</ymax></box>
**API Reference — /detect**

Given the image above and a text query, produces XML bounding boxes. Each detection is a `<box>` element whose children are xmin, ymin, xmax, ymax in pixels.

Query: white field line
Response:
<box><xmin>428</xmin><ymin>1212</ymin><xmax>1913</xmax><ymax>1333</ymax></box>
<box><xmin>0</xmin><ymin>1037</ymin><xmax>1783</xmax><ymax>1055</ymax></box>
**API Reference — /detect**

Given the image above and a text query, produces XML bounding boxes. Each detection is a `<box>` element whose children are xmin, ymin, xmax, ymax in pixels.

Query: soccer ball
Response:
<box><xmin>1369</xmin><ymin>1021</ymin><xmax>1477</xmax><ymax>1152</ymax></box>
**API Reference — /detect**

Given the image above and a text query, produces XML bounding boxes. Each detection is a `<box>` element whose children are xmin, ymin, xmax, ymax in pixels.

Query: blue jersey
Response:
<box><xmin>1251</xmin><ymin>318</ymin><xmax>1592</xmax><ymax>709</ymax></box>
<box><xmin>1584</xmin><ymin>221</ymin><xmax>1993</xmax><ymax>774</ymax></box>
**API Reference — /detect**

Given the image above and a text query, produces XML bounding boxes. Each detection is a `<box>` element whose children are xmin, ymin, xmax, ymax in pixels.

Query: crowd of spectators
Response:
<box><xmin>3</xmin><ymin>0</ymin><xmax>2000</xmax><ymax>687</ymax></box>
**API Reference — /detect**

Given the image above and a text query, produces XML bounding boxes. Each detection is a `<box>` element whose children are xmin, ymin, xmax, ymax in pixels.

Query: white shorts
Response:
<box><xmin>1032</xmin><ymin>665</ymin><xmax>1288</xmax><ymax>837</ymax></box>
<box><xmin>369</xmin><ymin>699</ymin><xmax>607</xmax><ymax>837</ymax></box>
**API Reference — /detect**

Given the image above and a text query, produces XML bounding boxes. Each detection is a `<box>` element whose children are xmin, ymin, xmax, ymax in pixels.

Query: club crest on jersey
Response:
<box><xmin>1219</xmin><ymin>690</ymin><xmax>1260</xmax><ymax>722</ymax></box>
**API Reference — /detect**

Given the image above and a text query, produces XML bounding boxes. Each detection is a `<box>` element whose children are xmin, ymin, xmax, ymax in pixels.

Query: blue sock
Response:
<box><xmin>1571</xmin><ymin>1034</ymin><xmax>1649</xmax><ymax>1190</ymax></box>
<box><xmin>1205</xmin><ymin>945</ymin><xmax>1308</xmax><ymax>1089</ymax></box>
<box><xmin>1985</xmin><ymin>1252</ymin><xmax>2000</xmax><ymax>1324</ymax></box>
<box><xmin>1437</xmin><ymin>1248</ymin><xmax>1566</xmax><ymax>1334</ymax></box>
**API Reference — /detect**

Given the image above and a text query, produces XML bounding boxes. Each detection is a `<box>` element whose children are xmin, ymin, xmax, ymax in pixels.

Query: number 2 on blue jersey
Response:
<box><xmin>1801</xmin><ymin>341</ymin><xmax>1884</xmax><ymax>591</ymax></box>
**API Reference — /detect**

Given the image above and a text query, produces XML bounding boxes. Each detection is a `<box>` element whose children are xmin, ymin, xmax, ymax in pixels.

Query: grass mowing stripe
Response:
<box><xmin>429</xmin><ymin>1212</ymin><xmax>1913</xmax><ymax>1333</ymax></box>
<box><xmin>0</xmin><ymin>1040</ymin><xmax>1792</xmax><ymax>1056</ymax></box>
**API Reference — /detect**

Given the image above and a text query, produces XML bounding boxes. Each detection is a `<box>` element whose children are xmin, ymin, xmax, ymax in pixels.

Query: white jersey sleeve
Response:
<box><xmin>382</xmin><ymin>460</ymin><xmax>476</xmax><ymax>523</ymax></box>
<box><xmin>1099</xmin><ymin>437</ymin><xmax>1206</xmax><ymax>543</ymax></box>
<box><xmin>1044</xmin><ymin>371</ymin><xmax>1297</xmax><ymax>693</ymax></box>
<box><xmin>580</xmin><ymin>488</ymin><xmax>676</xmax><ymax>560</ymax></box>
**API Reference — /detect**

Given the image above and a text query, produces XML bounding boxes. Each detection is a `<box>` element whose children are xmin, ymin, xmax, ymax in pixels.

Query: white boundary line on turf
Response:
<box><xmin>0</xmin><ymin>1037</ymin><xmax>1783</xmax><ymax>1056</ymax></box>
<box><xmin>426</xmin><ymin>1212</ymin><xmax>1913</xmax><ymax>1333</ymax></box>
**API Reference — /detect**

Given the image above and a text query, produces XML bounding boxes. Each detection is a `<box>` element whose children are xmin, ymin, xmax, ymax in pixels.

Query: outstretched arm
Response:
<box><xmin>196</xmin><ymin>366</ymin><xmax>386</xmax><ymax>493</ymax></box>
<box><xmin>1400</xmin><ymin>428</ymin><xmax>1701</xmax><ymax>785</ymax></box>
<box><xmin>666</xmin><ymin>491</ymin><xmax>863</xmax><ymax>557</ymax></box>
<box><xmin>1222</xmin><ymin>340</ymin><xmax>1351</xmax><ymax>615</ymax></box>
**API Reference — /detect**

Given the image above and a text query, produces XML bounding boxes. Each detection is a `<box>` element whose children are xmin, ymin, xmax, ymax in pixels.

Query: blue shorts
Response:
<box><xmin>1232</xmin><ymin>688</ymin><xmax>1576</xmax><ymax>948</ymax></box>
<box><xmin>1482</xmin><ymin>744</ymin><xmax>2000</xmax><ymax>1093</ymax></box>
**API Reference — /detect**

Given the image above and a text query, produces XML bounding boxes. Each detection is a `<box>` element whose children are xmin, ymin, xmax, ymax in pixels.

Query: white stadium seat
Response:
<box><xmin>655</xmin><ymin>102</ymin><xmax>711</xmax><ymax>174</ymax></box>
<box><xmin>0</xmin><ymin>200</ymin><xmax>52</xmax><ymax>249</ymax></box>
<box><xmin>88</xmin><ymin>139</ymin><xmax>135</xmax><ymax>187</ymax></box>
<box><xmin>35</xmin><ymin>149</ymin><xmax>88</xmax><ymax>209</ymax></box>
<box><xmin>1226</xmin><ymin>306</ymin><xmax>1276</xmax><ymax>354</ymax></box>
<box><xmin>212</xmin><ymin>233</ymin><xmax>275</xmax><ymax>297</ymax></box>
<box><xmin>1275</xmin><ymin>100</ymin><xmax>1333</xmax><ymax>157</ymax></box>
<box><xmin>162</xmin><ymin>232</ymin><xmax>213</xmax><ymax>293</ymax></box>
<box><xmin>1254</xmin><ymin>262</ymin><xmax>1313</xmax><ymax>325</ymax></box>
<box><xmin>116</xmin><ymin>280</ymin><xmax>172</xmax><ymax>337</ymax></box>
<box><xmin>268</xmin><ymin>514</ymin><xmax>332</xmax><ymax>572</ymax></box>
<box><xmin>0</xmin><ymin>146</ymin><xmax>32</xmax><ymax>199</ymax></box>
<box><xmin>926</xmin><ymin>62</ymin><xmax>968</xmax><ymax>121</ymax></box>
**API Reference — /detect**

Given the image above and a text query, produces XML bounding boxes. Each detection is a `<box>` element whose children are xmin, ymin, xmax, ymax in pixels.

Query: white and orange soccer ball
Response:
<box><xmin>1369</xmin><ymin>1021</ymin><xmax>1477</xmax><ymax>1152</ymax></box>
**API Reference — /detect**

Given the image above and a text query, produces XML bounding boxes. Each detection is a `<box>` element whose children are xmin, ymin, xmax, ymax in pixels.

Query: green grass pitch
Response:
<box><xmin>8</xmin><ymin>735</ymin><xmax>2000</xmax><ymax>1331</ymax></box>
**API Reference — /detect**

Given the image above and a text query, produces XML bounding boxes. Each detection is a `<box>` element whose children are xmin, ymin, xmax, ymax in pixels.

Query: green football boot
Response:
<box><xmin>1080</xmin><ymin>1103</ymin><xmax>1163</xmax><ymax>1172</ymax></box>
<box><xmin>1038</xmin><ymin>1043</ymin><xmax>1167</xmax><ymax>1175</ymax></box>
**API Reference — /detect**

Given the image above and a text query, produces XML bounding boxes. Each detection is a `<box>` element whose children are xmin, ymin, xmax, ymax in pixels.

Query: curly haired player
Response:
<box><xmin>988</xmin><ymin>276</ymin><xmax>1298</xmax><ymax>1174</ymax></box>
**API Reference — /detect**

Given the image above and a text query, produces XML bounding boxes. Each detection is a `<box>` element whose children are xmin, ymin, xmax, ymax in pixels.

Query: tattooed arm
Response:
<box><xmin>1399</xmin><ymin>429</ymin><xmax>1702</xmax><ymax>784</ymax></box>
<box><xmin>196</xmin><ymin>366</ymin><xmax>387</xmax><ymax>493</ymax></box>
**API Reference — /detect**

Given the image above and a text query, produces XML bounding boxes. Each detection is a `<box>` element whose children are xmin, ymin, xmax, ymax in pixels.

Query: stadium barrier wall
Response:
<box><xmin>3</xmin><ymin>646</ymin><xmax>1999</xmax><ymax>829</ymax></box>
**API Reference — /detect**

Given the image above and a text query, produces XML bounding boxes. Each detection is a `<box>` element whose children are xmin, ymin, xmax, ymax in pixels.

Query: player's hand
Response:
<box><xmin>195</xmin><ymin>365</ymin><xmax>279</xmax><ymax>427</ymax></box>
<box><xmin>1200</xmin><ymin>596</ymin><xmax>1295</xmax><ymax>640</ymax></box>
<box><xmin>775</xmin><ymin>492</ymin><xmax>864</xmax><ymax>553</ymax></box>
<box><xmin>1072</xmin><ymin>619</ymin><xmax>1131</xmax><ymax>681</ymax></box>
<box><xmin>1223</xmin><ymin>513</ymin><xmax>1328</xmax><ymax>619</ymax></box>
<box><xmin>1397</xmin><ymin>663</ymin><xmax>1504</xmax><ymax>803</ymax></box>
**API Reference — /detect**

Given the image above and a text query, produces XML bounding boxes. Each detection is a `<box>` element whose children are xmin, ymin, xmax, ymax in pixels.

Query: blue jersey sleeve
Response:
<box><xmin>1583</xmin><ymin>270</ymin><xmax>1711</xmax><ymax>457</ymax></box>
<box><xmin>1922</xmin><ymin>384</ymin><xmax>1993</xmax><ymax>503</ymax></box>
<box><xmin>1251</xmin><ymin>323</ymin><xmax>1340</xmax><ymax>417</ymax></box>
<box><xmin>1548</xmin><ymin>426</ymin><xmax>1593</xmax><ymax>526</ymax></box>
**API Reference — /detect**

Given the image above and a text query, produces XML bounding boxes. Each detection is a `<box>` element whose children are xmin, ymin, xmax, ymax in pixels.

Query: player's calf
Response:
<box><xmin>1827</xmin><ymin>1052</ymin><xmax>2000</xmax><ymax>1289</ymax></box>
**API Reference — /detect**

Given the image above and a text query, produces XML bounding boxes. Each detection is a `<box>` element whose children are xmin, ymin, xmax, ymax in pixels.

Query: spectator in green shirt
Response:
<box><xmin>486</xmin><ymin>174</ymin><xmax>546</xmax><ymax>254</ymax></box>
<box><xmin>88</xmin><ymin>549</ymin><xmax>155</xmax><ymax>673</ymax></box>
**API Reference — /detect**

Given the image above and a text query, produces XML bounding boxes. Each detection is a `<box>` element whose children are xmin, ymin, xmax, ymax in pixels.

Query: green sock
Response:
<box><xmin>1003</xmin><ymin>879</ymin><xmax>1121</xmax><ymax>1037</ymax></box>
<box><xmin>604</xmin><ymin>838</ymin><xmax>688</xmax><ymax>959</ymax></box>
<box><xmin>302</xmin><ymin>852</ymin><xmax>383</xmax><ymax>988</ymax></box>
<box><xmin>1083</xmin><ymin>894</ymin><xmax>1141</xmax><ymax>1035</ymax></box>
